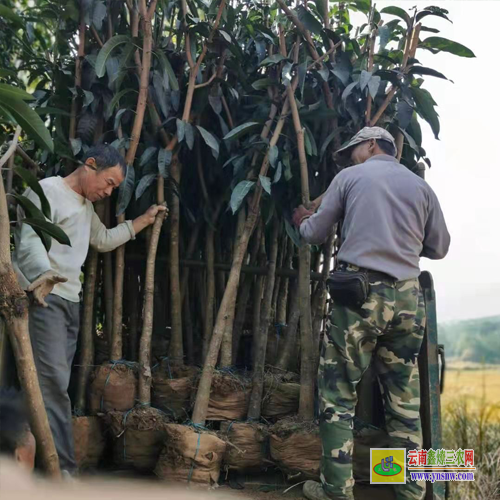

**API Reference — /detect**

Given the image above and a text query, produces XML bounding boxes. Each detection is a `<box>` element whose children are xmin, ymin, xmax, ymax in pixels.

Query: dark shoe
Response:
<box><xmin>303</xmin><ymin>481</ymin><xmax>331</xmax><ymax>500</ymax></box>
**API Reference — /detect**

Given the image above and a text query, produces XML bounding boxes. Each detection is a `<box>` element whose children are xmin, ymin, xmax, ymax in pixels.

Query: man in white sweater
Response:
<box><xmin>13</xmin><ymin>145</ymin><xmax>166</xmax><ymax>474</ymax></box>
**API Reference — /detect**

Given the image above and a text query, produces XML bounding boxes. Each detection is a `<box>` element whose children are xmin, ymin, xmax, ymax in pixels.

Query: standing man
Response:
<box><xmin>293</xmin><ymin>128</ymin><xmax>450</xmax><ymax>500</ymax></box>
<box><xmin>13</xmin><ymin>145</ymin><xmax>167</xmax><ymax>475</ymax></box>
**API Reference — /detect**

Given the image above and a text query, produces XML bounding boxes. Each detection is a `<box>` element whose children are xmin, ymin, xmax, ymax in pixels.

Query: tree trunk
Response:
<box><xmin>103</xmin><ymin>199</ymin><xmax>113</xmax><ymax>347</ymax></box>
<box><xmin>111</xmin><ymin>0</ymin><xmax>157</xmax><ymax>361</ymax></box>
<box><xmin>0</xmin><ymin>173</ymin><xmax>61</xmax><ymax>477</ymax></box>
<box><xmin>248</xmin><ymin>217</ymin><xmax>279</xmax><ymax>419</ymax></box>
<box><xmin>275</xmin><ymin>280</ymin><xmax>300</xmax><ymax>372</ymax></box>
<box><xmin>167</xmin><ymin>157</ymin><xmax>183</xmax><ymax>364</ymax></box>
<box><xmin>276</xmin><ymin>239</ymin><xmax>293</xmax><ymax>327</ymax></box>
<box><xmin>231</xmin><ymin>222</ymin><xmax>262</xmax><ymax>365</ymax></box>
<box><xmin>138</xmin><ymin>207</ymin><xmax>166</xmax><ymax>404</ymax></box>
<box><xmin>298</xmin><ymin>245</ymin><xmax>315</xmax><ymax>419</ymax></box>
<box><xmin>192</xmin><ymin>98</ymin><xmax>291</xmax><ymax>425</ymax></box>
<box><xmin>180</xmin><ymin>222</ymin><xmax>201</xmax><ymax>303</ymax></box>
<box><xmin>127</xmin><ymin>265</ymin><xmax>140</xmax><ymax>361</ymax></box>
<box><xmin>203</xmin><ymin>223</ymin><xmax>215</xmax><ymax>363</ymax></box>
<box><xmin>250</xmin><ymin>228</ymin><xmax>265</xmax><ymax>366</ymax></box>
<box><xmin>183</xmin><ymin>284</ymin><xmax>194</xmax><ymax>365</ymax></box>
<box><xmin>74</xmin><ymin>245</ymin><xmax>99</xmax><ymax>413</ymax></box>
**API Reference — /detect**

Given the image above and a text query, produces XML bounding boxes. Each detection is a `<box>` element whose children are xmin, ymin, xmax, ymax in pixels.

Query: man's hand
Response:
<box><xmin>133</xmin><ymin>204</ymin><xmax>168</xmax><ymax>234</ymax></box>
<box><xmin>27</xmin><ymin>271</ymin><xmax>68</xmax><ymax>307</ymax></box>
<box><xmin>292</xmin><ymin>205</ymin><xmax>314</xmax><ymax>228</ymax></box>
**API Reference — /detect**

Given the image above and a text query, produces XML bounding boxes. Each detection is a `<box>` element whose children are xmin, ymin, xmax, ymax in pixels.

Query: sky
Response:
<box><xmin>370</xmin><ymin>1</ymin><xmax>500</xmax><ymax>322</ymax></box>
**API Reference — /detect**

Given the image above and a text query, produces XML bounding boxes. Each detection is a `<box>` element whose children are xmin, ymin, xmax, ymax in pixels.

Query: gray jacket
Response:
<box><xmin>299</xmin><ymin>154</ymin><xmax>450</xmax><ymax>280</ymax></box>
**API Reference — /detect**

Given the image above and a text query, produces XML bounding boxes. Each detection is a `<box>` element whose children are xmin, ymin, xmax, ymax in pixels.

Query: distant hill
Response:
<box><xmin>438</xmin><ymin>315</ymin><xmax>500</xmax><ymax>364</ymax></box>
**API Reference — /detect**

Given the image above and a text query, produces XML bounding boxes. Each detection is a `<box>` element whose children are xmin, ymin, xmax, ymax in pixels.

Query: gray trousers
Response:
<box><xmin>29</xmin><ymin>294</ymin><xmax>79</xmax><ymax>473</ymax></box>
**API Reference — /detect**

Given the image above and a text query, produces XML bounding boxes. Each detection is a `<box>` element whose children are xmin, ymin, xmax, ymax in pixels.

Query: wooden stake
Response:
<box><xmin>0</xmin><ymin>173</ymin><xmax>61</xmax><ymax>478</ymax></box>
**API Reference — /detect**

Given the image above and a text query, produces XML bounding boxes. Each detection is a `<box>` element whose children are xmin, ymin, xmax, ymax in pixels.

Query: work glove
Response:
<box><xmin>292</xmin><ymin>205</ymin><xmax>314</xmax><ymax>228</ymax></box>
<box><xmin>27</xmin><ymin>271</ymin><xmax>68</xmax><ymax>308</ymax></box>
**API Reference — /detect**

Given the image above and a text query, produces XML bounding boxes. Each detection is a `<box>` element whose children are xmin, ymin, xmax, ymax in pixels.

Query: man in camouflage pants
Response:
<box><xmin>293</xmin><ymin>127</ymin><xmax>450</xmax><ymax>500</ymax></box>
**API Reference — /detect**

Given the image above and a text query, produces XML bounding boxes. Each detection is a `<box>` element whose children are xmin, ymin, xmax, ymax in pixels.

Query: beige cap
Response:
<box><xmin>335</xmin><ymin>126</ymin><xmax>396</xmax><ymax>158</ymax></box>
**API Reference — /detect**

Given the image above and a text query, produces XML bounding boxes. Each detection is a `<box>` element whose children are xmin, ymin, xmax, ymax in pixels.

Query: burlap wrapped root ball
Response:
<box><xmin>204</xmin><ymin>371</ymin><xmax>250</xmax><ymax>421</ymax></box>
<box><xmin>72</xmin><ymin>416</ymin><xmax>106</xmax><ymax>470</ymax></box>
<box><xmin>270</xmin><ymin>419</ymin><xmax>321</xmax><ymax>480</ymax></box>
<box><xmin>155</xmin><ymin>424</ymin><xmax>226</xmax><ymax>487</ymax></box>
<box><xmin>221</xmin><ymin>422</ymin><xmax>269</xmax><ymax>471</ymax></box>
<box><xmin>106</xmin><ymin>407</ymin><xmax>168</xmax><ymax>471</ymax></box>
<box><xmin>262</xmin><ymin>373</ymin><xmax>300</xmax><ymax>420</ymax></box>
<box><xmin>152</xmin><ymin>365</ymin><xmax>197</xmax><ymax>420</ymax></box>
<box><xmin>89</xmin><ymin>363</ymin><xmax>137</xmax><ymax>414</ymax></box>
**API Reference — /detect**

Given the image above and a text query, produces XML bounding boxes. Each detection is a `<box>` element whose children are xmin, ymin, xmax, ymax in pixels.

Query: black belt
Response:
<box><xmin>338</xmin><ymin>262</ymin><xmax>396</xmax><ymax>282</ymax></box>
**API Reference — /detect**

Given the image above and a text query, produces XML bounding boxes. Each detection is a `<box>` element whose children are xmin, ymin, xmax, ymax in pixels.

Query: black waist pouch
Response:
<box><xmin>327</xmin><ymin>270</ymin><xmax>370</xmax><ymax>307</ymax></box>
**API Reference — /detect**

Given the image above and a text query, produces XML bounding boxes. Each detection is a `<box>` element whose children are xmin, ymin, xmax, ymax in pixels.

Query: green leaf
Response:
<box><xmin>140</xmin><ymin>146</ymin><xmax>158</xmax><ymax>167</ymax></box>
<box><xmin>158</xmin><ymin>149</ymin><xmax>172</xmax><ymax>178</ymax></box>
<box><xmin>0</xmin><ymin>98</ymin><xmax>52</xmax><ymax>151</ymax></box>
<box><xmin>420</xmin><ymin>37</ymin><xmax>475</xmax><ymax>58</ymax></box>
<box><xmin>197</xmin><ymin>126</ymin><xmax>219</xmax><ymax>159</ymax></box>
<box><xmin>117</xmin><ymin>165</ymin><xmax>135</xmax><ymax>216</ymax></box>
<box><xmin>155</xmin><ymin>51</ymin><xmax>180</xmax><ymax>91</ymax></box>
<box><xmin>0</xmin><ymin>83</ymin><xmax>34</xmax><ymax>101</ymax></box>
<box><xmin>36</xmin><ymin>107</ymin><xmax>70</xmax><ymax>116</ymax></box>
<box><xmin>0</xmin><ymin>5</ymin><xmax>24</xmax><ymax>27</ymax></box>
<box><xmin>259</xmin><ymin>54</ymin><xmax>286</xmax><ymax>66</ymax></box>
<box><xmin>92</xmin><ymin>0</ymin><xmax>106</xmax><ymax>30</ymax></box>
<box><xmin>230</xmin><ymin>180</ymin><xmax>255</xmax><ymax>214</ymax></box>
<box><xmin>368</xmin><ymin>75</ymin><xmax>381</xmax><ymax>99</ymax></box>
<box><xmin>296</xmin><ymin>6</ymin><xmax>323</xmax><ymax>34</ymax></box>
<box><xmin>223</xmin><ymin>121</ymin><xmax>260</xmax><ymax>141</ymax></box>
<box><xmin>397</xmin><ymin>99</ymin><xmax>414</xmax><ymax>130</ymax></box>
<box><xmin>70</xmin><ymin>138</ymin><xmax>82</xmax><ymax>156</ymax></box>
<box><xmin>284</xmin><ymin>218</ymin><xmax>301</xmax><ymax>247</ymax></box>
<box><xmin>332</xmin><ymin>54</ymin><xmax>351</xmax><ymax>86</ymax></box>
<box><xmin>106</xmin><ymin>88</ymin><xmax>138</xmax><ymax>119</ymax></box>
<box><xmin>0</xmin><ymin>68</ymin><xmax>18</xmax><ymax>79</ymax></box>
<box><xmin>11</xmin><ymin>194</ymin><xmax>46</xmax><ymax>222</ymax></box>
<box><xmin>14</xmin><ymin>167</ymin><xmax>52</xmax><ymax>220</ymax></box>
<box><xmin>273</xmin><ymin>162</ymin><xmax>282</xmax><ymax>184</ymax></box>
<box><xmin>259</xmin><ymin>175</ymin><xmax>271</xmax><ymax>195</ymax></box>
<box><xmin>268</xmin><ymin>145</ymin><xmax>278</xmax><ymax>167</ymax></box>
<box><xmin>359</xmin><ymin>70</ymin><xmax>372</xmax><ymax>91</ymax></box>
<box><xmin>320</xmin><ymin>128</ymin><xmax>343</xmax><ymax>159</ymax></box>
<box><xmin>342</xmin><ymin>81</ymin><xmax>358</xmax><ymax>101</ymax></box>
<box><xmin>411</xmin><ymin>87</ymin><xmax>440</xmax><ymax>139</ymax></box>
<box><xmin>399</xmin><ymin>127</ymin><xmax>419</xmax><ymax>153</ymax></box>
<box><xmin>176</xmin><ymin>119</ymin><xmax>186</xmax><ymax>142</ymax></box>
<box><xmin>23</xmin><ymin>218</ymin><xmax>71</xmax><ymax>247</ymax></box>
<box><xmin>252</xmin><ymin>78</ymin><xmax>275</xmax><ymax>91</ymax></box>
<box><xmin>408</xmin><ymin>66</ymin><xmax>450</xmax><ymax>81</ymax></box>
<box><xmin>380</xmin><ymin>6</ymin><xmax>411</xmax><ymax>27</ymax></box>
<box><xmin>135</xmin><ymin>173</ymin><xmax>156</xmax><ymax>199</ymax></box>
<box><xmin>95</xmin><ymin>35</ymin><xmax>130</xmax><ymax>78</ymax></box>
<box><xmin>185</xmin><ymin>122</ymin><xmax>195</xmax><ymax>150</ymax></box>
<box><xmin>416</xmin><ymin>7</ymin><xmax>451</xmax><ymax>23</ymax></box>
<box><xmin>304</xmin><ymin>125</ymin><xmax>318</xmax><ymax>156</ymax></box>
<box><xmin>82</xmin><ymin>89</ymin><xmax>94</xmax><ymax>107</ymax></box>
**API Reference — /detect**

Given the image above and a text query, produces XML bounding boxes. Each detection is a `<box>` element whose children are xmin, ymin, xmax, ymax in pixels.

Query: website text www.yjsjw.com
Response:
<box><xmin>410</xmin><ymin>472</ymin><xmax>475</xmax><ymax>483</ymax></box>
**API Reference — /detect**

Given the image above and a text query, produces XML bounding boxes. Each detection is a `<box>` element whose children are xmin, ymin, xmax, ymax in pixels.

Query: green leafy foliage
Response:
<box><xmin>0</xmin><ymin>0</ymin><xmax>473</xmax><ymax>253</ymax></box>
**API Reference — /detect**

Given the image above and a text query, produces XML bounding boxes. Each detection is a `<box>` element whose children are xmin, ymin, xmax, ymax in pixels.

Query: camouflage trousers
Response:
<box><xmin>319</xmin><ymin>265</ymin><xmax>426</xmax><ymax>500</ymax></box>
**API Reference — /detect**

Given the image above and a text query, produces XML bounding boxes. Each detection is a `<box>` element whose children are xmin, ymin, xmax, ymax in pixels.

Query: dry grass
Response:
<box><xmin>442</xmin><ymin>362</ymin><xmax>500</xmax><ymax>422</ymax></box>
<box><xmin>442</xmin><ymin>365</ymin><xmax>500</xmax><ymax>500</ymax></box>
